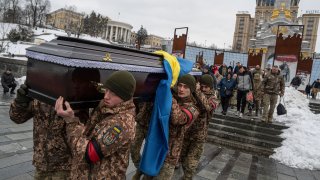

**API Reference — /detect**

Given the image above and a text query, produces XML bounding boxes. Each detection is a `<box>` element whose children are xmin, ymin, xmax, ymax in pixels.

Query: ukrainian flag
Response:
<box><xmin>139</xmin><ymin>50</ymin><xmax>194</xmax><ymax>176</ymax></box>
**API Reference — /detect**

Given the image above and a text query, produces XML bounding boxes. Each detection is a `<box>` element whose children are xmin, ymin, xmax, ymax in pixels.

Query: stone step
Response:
<box><xmin>208</xmin><ymin>129</ymin><xmax>281</xmax><ymax>149</ymax></box>
<box><xmin>310</xmin><ymin>110</ymin><xmax>320</xmax><ymax>114</ymax></box>
<box><xmin>212</xmin><ymin>113</ymin><xmax>288</xmax><ymax>130</ymax></box>
<box><xmin>209</xmin><ymin>123</ymin><xmax>283</xmax><ymax>143</ymax></box>
<box><xmin>212</xmin><ymin>117</ymin><xmax>283</xmax><ymax>136</ymax></box>
<box><xmin>207</xmin><ymin>135</ymin><xmax>274</xmax><ymax>156</ymax></box>
<box><xmin>309</xmin><ymin>105</ymin><xmax>320</xmax><ymax>109</ymax></box>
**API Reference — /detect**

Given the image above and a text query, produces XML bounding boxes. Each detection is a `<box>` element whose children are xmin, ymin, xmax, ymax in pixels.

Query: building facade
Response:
<box><xmin>130</xmin><ymin>32</ymin><xmax>164</xmax><ymax>48</ymax></box>
<box><xmin>46</xmin><ymin>8</ymin><xmax>84</xmax><ymax>31</ymax></box>
<box><xmin>232</xmin><ymin>0</ymin><xmax>319</xmax><ymax>53</ymax></box>
<box><xmin>105</xmin><ymin>20</ymin><xmax>133</xmax><ymax>43</ymax></box>
<box><xmin>302</xmin><ymin>13</ymin><xmax>320</xmax><ymax>53</ymax></box>
<box><xmin>145</xmin><ymin>34</ymin><xmax>164</xmax><ymax>48</ymax></box>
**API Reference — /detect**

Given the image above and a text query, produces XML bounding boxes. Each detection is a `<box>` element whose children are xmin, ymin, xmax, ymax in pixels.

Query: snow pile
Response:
<box><xmin>271</xmin><ymin>86</ymin><xmax>320</xmax><ymax>170</ymax></box>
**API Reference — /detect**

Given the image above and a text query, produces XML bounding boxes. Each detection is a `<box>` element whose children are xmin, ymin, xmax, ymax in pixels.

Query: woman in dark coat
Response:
<box><xmin>218</xmin><ymin>73</ymin><xmax>236</xmax><ymax>115</ymax></box>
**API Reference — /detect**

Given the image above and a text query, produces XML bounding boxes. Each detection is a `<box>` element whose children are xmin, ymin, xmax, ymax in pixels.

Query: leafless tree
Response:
<box><xmin>26</xmin><ymin>0</ymin><xmax>51</xmax><ymax>27</ymax></box>
<box><xmin>0</xmin><ymin>23</ymin><xmax>11</xmax><ymax>53</ymax></box>
<box><xmin>10</xmin><ymin>0</ymin><xmax>20</xmax><ymax>23</ymax></box>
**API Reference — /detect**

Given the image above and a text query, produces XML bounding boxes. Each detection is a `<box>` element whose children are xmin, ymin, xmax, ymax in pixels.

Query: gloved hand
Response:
<box><xmin>15</xmin><ymin>84</ymin><xmax>33</xmax><ymax>107</ymax></box>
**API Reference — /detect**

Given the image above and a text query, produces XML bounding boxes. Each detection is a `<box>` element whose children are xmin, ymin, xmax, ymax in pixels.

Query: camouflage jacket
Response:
<box><xmin>65</xmin><ymin>100</ymin><xmax>136</xmax><ymax>180</ymax></box>
<box><xmin>252</xmin><ymin>69</ymin><xmax>264</xmax><ymax>100</ymax></box>
<box><xmin>9</xmin><ymin>100</ymin><xmax>74</xmax><ymax>172</ymax></box>
<box><xmin>185</xmin><ymin>90</ymin><xmax>218</xmax><ymax>142</ymax></box>
<box><xmin>166</xmin><ymin>97</ymin><xmax>199</xmax><ymax>166</ymax></box>
<box><xmin>135</xmin><ymin>102</ymin><xmax>153</xmax><ymax>128</ymax></box>
<box><xmin>262</xmin><ymin>72</ymin><xmax>285</xmax><ymax>95</ymax></box>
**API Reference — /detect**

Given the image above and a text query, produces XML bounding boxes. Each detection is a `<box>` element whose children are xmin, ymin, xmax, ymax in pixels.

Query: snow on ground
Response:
<box><xmin>271</xmin><ymin>86</ymin><xmax>320</xmax><ymax>170</ymax></box>
<box><xmin>6</xmin><ymin>41</ymin><xmax>32</xmax><ymax>56</ymax></box>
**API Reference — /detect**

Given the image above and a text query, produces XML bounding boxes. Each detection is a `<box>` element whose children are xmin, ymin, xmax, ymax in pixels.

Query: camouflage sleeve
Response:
<box><xmin>135</xmin><ymin>102</ymin><xmax>152</xmax><ymax>125</ymax></box>
<box><xmin>195</xmin><ymin>90</ymin><xmax>213</xmax><ymax>112</ymax></box>
<box><xmin>85</xmin><ymin>113</ymin><xmax>135</xmax><ymax>164</ymax></box>
<box><xmin>9</xmin><ymin>100</ymin><xmax>33</xmax><ymax>124</ymax></box>
<box><xmin>65</xmin><ymin>117</ymin><xmax>89</xmax><ymax>157</ymax></box>
<box><xmin>170</xmin><ymin>97</ymin><xmax>199</xmax><ymax>126</ymax></box>
<box><xmin>66</xmin><ymin>111</ymin><xmax>135</xmax><ymax>164</ymax></box>
<box><xmin>262</xmin><ymin>74</ymin><xmax>268</xmax><ymax>90</ymax></box>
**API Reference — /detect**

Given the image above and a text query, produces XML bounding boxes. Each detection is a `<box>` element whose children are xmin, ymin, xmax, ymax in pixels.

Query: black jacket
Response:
<box><xmin>291</xmin><ymin>77</ymin><xmax>301</xmax><ymax>86</ymax></box>
<box><xmin>1</xmin><ymin>72</ymin><xmax>15</xmax><ymax>86</ymax></box>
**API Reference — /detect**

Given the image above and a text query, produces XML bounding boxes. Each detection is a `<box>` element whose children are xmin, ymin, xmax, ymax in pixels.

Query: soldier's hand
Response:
<box><xmin>15</xmin><ymin>84</ymin><xmax>33</xmax><ymax>107</ymax></box>
<box><xmin>55</xmin><ymin>96</ymin><xmax>75</xmax><ymax>118</ymax></box>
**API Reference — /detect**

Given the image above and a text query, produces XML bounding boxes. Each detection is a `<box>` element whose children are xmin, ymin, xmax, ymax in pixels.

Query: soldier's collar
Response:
<box><xmin>99</xmin><ymin>100</ymin><xmax>134</xmax><ymax>114</ymax></box>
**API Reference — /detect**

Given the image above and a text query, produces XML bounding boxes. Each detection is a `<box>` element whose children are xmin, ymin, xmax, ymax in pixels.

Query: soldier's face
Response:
<box><xmin>177</xmin><ymin>83</ymin><xmax>191</xmax><ymax>98</ymax></box>
<box><xmin>272</xmin><ymin>67</ymin><xmax>278</xmax><ymax>73</ymax></box>
<box><xmin>200</xmin><ymin>84</ymin><xmax>210</xmax><ymax>93</ymax></box>
<box><xmin>103</xmin><ymin>88</ymin><xmax>124</xmax><ymax>108</ymax></box>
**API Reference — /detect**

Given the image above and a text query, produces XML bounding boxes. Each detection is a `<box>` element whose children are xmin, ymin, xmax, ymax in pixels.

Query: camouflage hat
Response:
<box><xmin>200</xmin><ymin>74</ymin><xmax>213</xmax><ymax>88</ymax></box>
<box><xmin>178</xmin><ymin>74</ymin><xmax>196</xmax><ymax>93</ymax></box>
<box><xmin>104</xmin><ymin>71</ymin><xmax>136</xmax><ymax>101</ymax></box>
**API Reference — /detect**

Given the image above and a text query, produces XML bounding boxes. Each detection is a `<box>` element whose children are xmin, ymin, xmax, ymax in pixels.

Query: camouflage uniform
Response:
<box><xmin>229</xmin><ymin>89</ymin><xmax>237</xmax><ymax>108</ymax></box>
<box><xmin>9</xmin><ymin>100</ymin><xmax>75</xmax><ymax>179</ymax></box>
<box><xmin>65</xmin><ymin>100</ymin><xmax>136</xmax><ymax>179</ymax></box>
<box><xmin>131</xmin><ymin>102</ymin><xmax>153</xmax><ymax>179</ymax></box>
<box><xmin>262</xmin><ymin>72</ymin><xmax>285</xmax><ymax>122</ymax></box>
<box><xmin>155</xmin><ymin>97</ymin><xmax>199</xmax><ymax>180</ymax></box>
<box><xmin>131</xmin><ymin>102</ymin><xmax>152</xmax><ymax>167</ymax></box>
<box><xmin>252</xmin><ymin>69</ymin><xmax>264</xmax><ymax>115</ymax></box>
<box><xmin>180</xmin><ymin>90</ymin><xmax>218</xmax><ymax>179</ymax></box>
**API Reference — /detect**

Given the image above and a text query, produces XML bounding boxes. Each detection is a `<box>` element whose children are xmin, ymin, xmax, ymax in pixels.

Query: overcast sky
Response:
<box><xmin>50</xmin><ymin>0</ymin><xmax>320</xmax><ymax>52</ymax></box>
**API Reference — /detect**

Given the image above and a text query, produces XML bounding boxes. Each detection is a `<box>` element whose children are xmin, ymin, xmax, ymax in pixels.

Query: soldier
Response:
<box><xmin>9</xmin><ymin>84</ymin><xmax>87</xmax><ymax>179</ymax></box>
<box><xmin>55</xmin><ymin>71</ymin><xmax>136</xmax><ymax>179</ymax></box>
<box><xmin>262</xmin><ymin>65</ymin><xmax>285</xmax><ymax>123</ymax></box>
<box><xmin>180</xmin><ymin>74</ymin><xmax>218</xmax><ymax>179</ymax></box>
<box><xmin>251</xmin><ymin>65</ymin><xmax>264</xmax><ymax>116</ymax></box>
<box><xmin>131</xmin><ymin>101</ymin><xmax>153</xmax><ymax>180</ymax></box>
<box><xmin>153</xmin><ymin>74</ymin><xmax>199</xmax><ymax>180</ymax></box>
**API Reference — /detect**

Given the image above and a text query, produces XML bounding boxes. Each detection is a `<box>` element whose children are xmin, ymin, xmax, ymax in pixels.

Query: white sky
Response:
<box><xmin>50</xmin><ymin>0</ymin><xmax>320</xmax><ymax>52</ymax></box>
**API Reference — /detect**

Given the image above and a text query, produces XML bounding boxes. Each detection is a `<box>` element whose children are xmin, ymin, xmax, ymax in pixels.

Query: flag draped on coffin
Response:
<box><xmin>139</xmin><ymin>50</ymin><xmax>194</xmax><ymax>176</ymax></box>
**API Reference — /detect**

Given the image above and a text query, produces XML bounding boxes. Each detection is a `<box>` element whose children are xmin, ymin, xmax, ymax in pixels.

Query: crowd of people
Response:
<box><xmin>195</xmin><ymin>62</ymin><xmax>285</xmax><ymax>123</ymax></box>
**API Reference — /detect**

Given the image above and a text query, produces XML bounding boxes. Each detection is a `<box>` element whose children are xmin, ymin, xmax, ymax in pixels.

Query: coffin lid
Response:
<box><xmin>26</xmin><ymin>36</ymin><xmax>165</xmax><ymax>73</ymax></box>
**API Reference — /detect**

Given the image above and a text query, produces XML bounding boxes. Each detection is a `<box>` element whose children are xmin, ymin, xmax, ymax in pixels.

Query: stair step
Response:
<box><xmin>212</xmin><ymin>113</ymin><xmax>288</xmax><ymax>130</ymax></box>
<box><xmin>211</xmin><ymin>117</ymin><xmax>283</xmax><ymax>135</ymax></box>
<box><xmin>209</xmin><ymin>123</ymin><xmax>283</xmax><ymax>142</ymax></box>
<box><xmin>207</xmin><ymin>135</ymin><xmax>274</xmax><ymax>156</ymax></box>
<box><xmin>208</xmin><ymin>129</ymin><xmax>281</xmax><ymax>149</ymax></box>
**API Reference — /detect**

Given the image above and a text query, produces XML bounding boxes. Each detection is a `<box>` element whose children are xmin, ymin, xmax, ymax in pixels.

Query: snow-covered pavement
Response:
<box><xmin>272</xmin><ymin>87</ymin><xmax>320</xmax><ymax>170</ymax></box>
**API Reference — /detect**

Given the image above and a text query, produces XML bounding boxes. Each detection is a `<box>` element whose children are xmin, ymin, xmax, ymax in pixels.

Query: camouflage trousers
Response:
<box><xmin>131</xmin><ymin>123</ymin><xmax>148</xmax><ymax>168</ymax></box>
<box><xmin>262</xmin><ymin>94</ymin><xmax>278</xmax><ymax>122</ymax></box>
<box><xmin>34</xmin><ymin>169</ymin><xmax>70</xmax><ymax>180</ymax></box>
<box><xmin>229</xmin><ymin>89</ymin><xmax>237</xmax><ymax>106</ymax></box>
<box><xmin>180</xmin><ymin>140</ymin><xmax>204</xmax><ymax>180</ymax></box>
<box><xmin>153</xmin><ymin>161</ymin><xmax>175</xmax><ymax>180</ymax></box>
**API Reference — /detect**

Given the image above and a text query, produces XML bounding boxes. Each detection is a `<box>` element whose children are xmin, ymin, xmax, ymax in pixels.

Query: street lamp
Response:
<box><xmin>205</xmin><ymin>40</ymin><xmax>207</xmax><ymax>47</ymax></box>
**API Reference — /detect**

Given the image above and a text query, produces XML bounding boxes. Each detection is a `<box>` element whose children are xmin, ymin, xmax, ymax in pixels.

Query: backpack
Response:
<box><xmin>277</xmin><ymin>97</ymin><xmax>287</xmax><ymax>115</ymax></box>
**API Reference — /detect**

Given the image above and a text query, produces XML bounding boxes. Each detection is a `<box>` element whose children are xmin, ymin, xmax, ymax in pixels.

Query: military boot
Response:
<box><xmin>132</xmin><ymin>170</ymin><xmax>142</xmax><ymax>180</ymax></box>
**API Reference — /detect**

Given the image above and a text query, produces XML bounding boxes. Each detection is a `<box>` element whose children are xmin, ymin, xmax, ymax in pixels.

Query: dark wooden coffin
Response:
<box><xmin>26</xmin><ymin>36</ymin><xmax>201</xmax><ymax>109</ymax></box>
